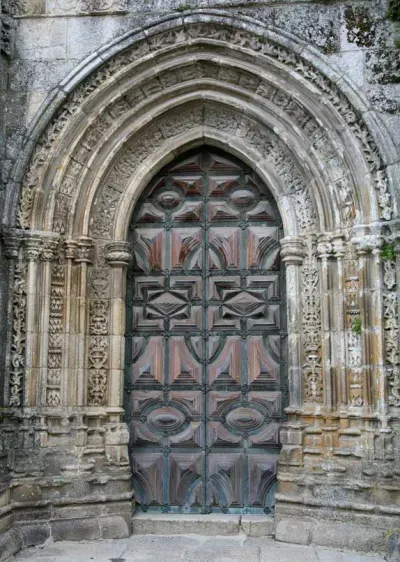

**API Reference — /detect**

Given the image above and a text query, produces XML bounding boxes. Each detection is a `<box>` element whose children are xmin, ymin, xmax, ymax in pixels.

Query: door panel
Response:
<box><xmin>126</xmin><ymin>148</ymin><xmax>286</xmax><ymax>514</ymax></box>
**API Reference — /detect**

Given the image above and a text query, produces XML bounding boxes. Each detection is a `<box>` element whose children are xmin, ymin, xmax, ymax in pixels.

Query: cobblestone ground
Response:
<box><xmin>14</xmin><ymin>535</ymin><xmax>386</xmax><ymax>562</ymax></box>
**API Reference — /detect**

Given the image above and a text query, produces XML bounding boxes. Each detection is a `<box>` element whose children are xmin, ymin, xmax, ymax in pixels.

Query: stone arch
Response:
<box><xmin>2</xmin><ymin>9</ymin><xmax>399</xmax><ymax>548</ymax></box>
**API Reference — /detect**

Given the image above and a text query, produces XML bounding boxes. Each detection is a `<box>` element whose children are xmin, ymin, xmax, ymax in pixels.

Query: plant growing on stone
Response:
<box><xmin>381</xmin><ymin>244</ymin><xmax>396</xmax><ymax>261</ymax></box>
<box><xmin>352</xmin><ymin>317</ymin><xmax>362</xmax><ymax>335</ymax></box>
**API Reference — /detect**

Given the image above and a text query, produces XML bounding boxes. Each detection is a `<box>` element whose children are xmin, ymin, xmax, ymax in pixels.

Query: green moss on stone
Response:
<box><xmin>344</xmin><ymin>6</ymin><xmax>376</xmax><ymax>48</ymax></box>
<box><xmin>352</xmin><ymin>317</ymin><xmax>362</xmax><ymax>336</ymax></box>
<box><xmin>381</xmin><ymin>244</ymin><xmax>396</xmax><ymax>261</ymax></box>
<box><xmin>175</xmin><ymin>3</ymin><xmax>192</xmax><ymax>12</ymax></box>
<box><xmin>388</xmin><ymin>0</ymin><xmax>400</xmax><ymax>22</ymax></box>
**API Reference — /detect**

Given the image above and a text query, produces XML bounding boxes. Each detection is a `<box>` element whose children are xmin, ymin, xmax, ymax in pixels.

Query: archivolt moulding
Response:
<box><xmin>3</xmin><ymin>10</ymin><xmax>399</xmax><ymax>237</ymax></box>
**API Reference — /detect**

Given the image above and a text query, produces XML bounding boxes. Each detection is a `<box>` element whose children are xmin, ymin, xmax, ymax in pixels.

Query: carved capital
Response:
<box><xmin>106</xmin><ymin>241</ymin><xmax>132</xmax><ymax>268</ymax></box>
<box><xmin>331</xmin><ymin>234</ymin><xmax>346</xmax><ymax>258</ymax></box>
<box><xmin>316</xmin><ymin>233</ymin><xmax>333</xmax><ymax>259</ymax></box>
<box><xmin>351</xmin><ymin>224</ymin><xmax>383</xmax><ymax>255</ymax></box>
<box><xmin>351</xmin><ymin>234</ymin><xmax>382</xmax><ymax>255</ymax></box>
<box><xmin>76</xmin><ymin>236</ymin><xmax>94</xmax><ymax>264</ymax></box>
<box><xmin>65</xmin><ymin>239</ymin><xmax>78</xmax><ymax>260</ymax></box>
<box><xmin>23</xmin><ymin>232</ymin><xmax>43</xmax><ymax>261</ymax></box>
<box><xmin>3</xmin><ymin>229</ymin><xmax>24</xmax><ymax>259</ymax></box>
<box><xmin>280</xmin><ymin>236</ymin><xmax>306</xmax><ymax>266</ymax></box>
<box><xmin>41</xmin><ymin>234</ymin><xmax>60</xmax><ymax>262</ymax></box>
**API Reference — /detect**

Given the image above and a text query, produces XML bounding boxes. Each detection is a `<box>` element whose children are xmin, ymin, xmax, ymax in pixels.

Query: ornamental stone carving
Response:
<box><xmin>106</xmin><ymin>241</ymin><xmax>132</xmax><ymax>267</ymax></box>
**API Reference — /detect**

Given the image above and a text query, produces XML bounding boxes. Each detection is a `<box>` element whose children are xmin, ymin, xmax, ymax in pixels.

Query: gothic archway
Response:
<box><xmin>1</xmin><ymin>10</ymin><xmax>398</xmax><ymax>551</ymax></box>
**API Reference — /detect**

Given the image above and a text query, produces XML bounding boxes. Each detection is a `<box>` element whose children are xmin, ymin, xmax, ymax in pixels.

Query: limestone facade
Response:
<box><xmin>0</xmin><ymin>0</ymin><xmax>399</xmax><ymax>559</ymax></box>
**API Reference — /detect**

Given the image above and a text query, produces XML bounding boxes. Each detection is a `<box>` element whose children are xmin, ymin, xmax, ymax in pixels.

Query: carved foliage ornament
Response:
<box><xmin>16</xmin><ymin>22</ymin><xmax>391</xmax><ymax>230</ymax></box>
<box><xmin>47</xmin><ymin>263</ymin><xmax>64</xmax><ymax>406</ymax></box>
<box><xmin>9</xmin><ymin>253</ymin><xmax>27</xmax><ymax>407</ymax></box>
<box><xmin>381</xmin><ymin>231</ymin><xmax>400</xmax><ymax>407</ymax></box>
<box><xmin>301</xmin><ymin>239</ymin><xmax>323</xmax><ymax>403</ymax></box>
<box><xmin>88</xmin><ymin>267</ymin><xmax>110</xmax><ymax>405</ymax></box>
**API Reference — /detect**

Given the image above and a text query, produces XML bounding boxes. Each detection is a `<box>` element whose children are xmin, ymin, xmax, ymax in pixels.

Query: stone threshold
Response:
<box><xmin>132</xmin><ymin>513</ymin><xmax>274</xmax><ymax>538</ymax></box>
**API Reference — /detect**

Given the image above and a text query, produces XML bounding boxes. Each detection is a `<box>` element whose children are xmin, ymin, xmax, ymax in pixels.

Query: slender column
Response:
<box><xmin>317</xmin><ymin>234</ymin><xmax>334</xmax><ymax>410</ymax></box>
<box><xmin>23</xmin><ymin>233</ymin><xmax>43</xmax><ymax>407</ymax></box>
<box><xmin>38</xmin><ymin>234</ymin><xmax>60</xmax><ymax>407</ymax></box>
<box><xmin>280</xmin><ymin>236</ymin><xmax>306</xmax><ymax>409</ymax></box>
<box><xmin>75</xmin><ymin>236</ymin><xmax>93</xmax><ymax>406</ymax></box>
<box><xmin>332</xmin><ymin>235</ymin><xmax>347</xmax><ymax>408</ymax></box>
<box><xmin>357</xmin><ymin>245</ymin><xmax>372</xmax><ymax>408</ymax></box>
<box><xmin>370</xmin><ymin>240</ymin><xmax>386</xmax><ymax>420</ymax></box>
<box><xmin>106</xmin><ymin>241</ymin><xmax>132</xmax><ymax>408</ymax></box>
<box><xmin>62</xmin><ymin>240</ymin><xmax>78</xmax><ymax>406</ymax></box>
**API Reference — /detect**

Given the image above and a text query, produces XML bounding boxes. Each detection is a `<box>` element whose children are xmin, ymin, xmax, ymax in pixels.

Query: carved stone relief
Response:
<box><xmin>47</xmin><ymin>263</ymin><xmax>64</xmax><ymax>406</ymax></box>
<box><xmin>301</xmin><ymin>238</ymin><xmax>323</xmax><ymax>403</ymax></box>
<box><xmin>88</xmin><ymin>267</ymin><xmax>110</xmax><ymax>405</ymax></box>
<box><xmin>16</xmin><ymin>20</ymin><xmax>391</xmax><ymax>234</ymax></box>
<box><xmin>9</xmin><ymin>252</ymin><xmax>28</xmax><ymax>407</ymax></box>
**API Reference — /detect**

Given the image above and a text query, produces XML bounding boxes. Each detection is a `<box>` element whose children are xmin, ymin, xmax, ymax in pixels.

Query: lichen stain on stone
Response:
<box><xmin>344</xmin><ymin>6</ymin><xmax>376</xmax><ymax>47</ymax></box>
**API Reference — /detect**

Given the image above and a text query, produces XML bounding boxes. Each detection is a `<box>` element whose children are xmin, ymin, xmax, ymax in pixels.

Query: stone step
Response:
<box><xmin>131</xmin><ymin>513</ymin><xmax>275</xmax><ymax>538</ymax></box>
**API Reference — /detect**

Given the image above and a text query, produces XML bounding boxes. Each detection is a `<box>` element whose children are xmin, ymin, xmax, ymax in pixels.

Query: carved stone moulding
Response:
<box><xmin>106</xmin><ymin>241</ymin><xmax>132</xmax><ymax>267</ymax></box>
<box><xmin>10</xmin><ymin>14</ymin><xmax>396</xmax><ymax>237</ymax></box>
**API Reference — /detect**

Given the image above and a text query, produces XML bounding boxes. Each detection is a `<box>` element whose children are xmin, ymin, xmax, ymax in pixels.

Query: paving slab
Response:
<box><xmin>13</xmin><ymin>533</ymin><xmax>386</xmax><ymax>562</ymax></box>
<box><xmin>182</xmin><ymin>546</ymin><xmax>260</xmax><ymax>562</ymax></box>
<box><xmin>315</xmin><ymin>548</ymin><xmax>386</xmax><ymax>562</ymax></box>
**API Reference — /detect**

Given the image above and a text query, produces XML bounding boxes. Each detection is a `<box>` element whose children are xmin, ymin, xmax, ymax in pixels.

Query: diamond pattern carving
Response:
<box><xmin>126</xmin><ymin>148</ymin><xmax>286</xmax><ymax>513</ymax></box>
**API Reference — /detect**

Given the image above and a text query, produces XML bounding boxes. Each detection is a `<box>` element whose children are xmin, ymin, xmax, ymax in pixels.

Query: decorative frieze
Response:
<box><xmin>301</xmin><ymin>238</ymin><xmax>323</xmax><ymax>404</ymax></box>
<box><xmin>381</xmin><ymin>231</ymin><xmax>400</xmax><ymax>407</ymax></box>
<box><xmin>88</xmin><ymin>265</ymin><xmax>110</xmax><ymax>406</ymax></box>
<box><xmin>9</xmin><ymin>252</ymin><xmax>27</xmax><ymax>407</ymax></box>
<box><xmin>47</xmin><ymin>264</ymin><xmax>64</xmax><ymax>406</ymax></box>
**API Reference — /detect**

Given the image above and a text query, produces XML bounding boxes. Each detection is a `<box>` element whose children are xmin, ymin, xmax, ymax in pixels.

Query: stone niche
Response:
<box><xmin>0</xmin><ymin>9</ymin><xmax>399</xmax><ymax>561</ymax></box>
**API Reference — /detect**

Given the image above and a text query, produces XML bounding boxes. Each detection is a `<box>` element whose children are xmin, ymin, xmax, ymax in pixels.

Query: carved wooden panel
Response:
<box><xmin>126</xmin><ymin>148</ymin><xmax>286</xmax><ymax>514</ymax></box>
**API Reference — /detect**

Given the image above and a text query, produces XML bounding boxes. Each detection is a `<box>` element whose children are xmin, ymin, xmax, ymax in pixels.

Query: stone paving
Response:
<box><xmin>14</xmin><ymin>534</ymin><xmax>386</xmax><ymax>562</ymax></box>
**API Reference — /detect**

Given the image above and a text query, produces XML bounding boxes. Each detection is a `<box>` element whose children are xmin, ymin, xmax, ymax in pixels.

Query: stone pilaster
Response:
<box><xmin>106</xmin><ymin>241</ymin><xmax>132</xmax><ymax>410</ymax></box>
<box><xmin>75</xmin><ymin>236</ymin><xmax>93</xmax><ymax>406</ymax></box>
<box><xmin>280</xmin><ymin>236</ymin><xmax>306</xmax><ymax>409</ymax></box>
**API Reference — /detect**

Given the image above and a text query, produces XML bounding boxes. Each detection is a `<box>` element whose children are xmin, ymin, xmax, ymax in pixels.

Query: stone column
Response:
<box><xmin>23</xmin><ymin>232</ymin><xmax>44</xmax><ymax>407</ymax></box>
<box><xmin>38</xmin><ymin>234</ymin><xmax>60</xmax><ymax>407</ymax></box>
<box><xmin>75</xmin><ymin>236</ymin><xmax>93</xmax><ymax>406</ymax></box>
<box><xmin>332</xmin><ymin>234</ymin><xmax>347</xmax><ymax>408</ymax></box>
<box><xmin>280</xmin><ymin>236</ymin><xmax>306</xmax><ymax>409</ymax></box>
<box><xmin>317</xmin><ymin>233</ymin><xmax>334</xmax><ymax>410</ymax></box>
<box><xmin>62</xmin><ymin>240</ymin><xmax>78</xmax><ymax>406</ymax></box>
<box><xmin>106</xmin><ymin>241</ymin><xmax>132</xmax><ymax>409</ymax></box>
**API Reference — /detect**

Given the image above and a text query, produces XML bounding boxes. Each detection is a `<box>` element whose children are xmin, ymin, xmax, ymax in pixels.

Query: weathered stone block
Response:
<box><xmin>19</xmin><ymin>522</ymin><xmax>51</xmax><ymax>547</ymax></box>
<box><xmin>386</xmin><ymin>531</ymin><xmax>400</xmax><ymax>562</ymax></box>
<box><xmin>241</xmin><ymin>515</ymin><xmax>274</xmax><ymax>538</ymax></box>
<box><xmin>275</xmin><ymin>516</ymin><xmax>311</xmax><ymax>545</ymax></box>
<box><xmin>99</xmin><ymin>514</ymin><xmax>131</xmax><ymax>539</ymax></box>
<box><xmin>0</xmin><ymin>528</ymin><xmax>22</xmax><ymax>561</ymax></box>
<box><xmin>51</xmin><ymin>518</ymin><xmax>101</xmax><ymax>541</ymax></box>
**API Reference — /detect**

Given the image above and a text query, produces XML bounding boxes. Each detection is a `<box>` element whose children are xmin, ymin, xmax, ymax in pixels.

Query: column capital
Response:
<box><xmin>41</xmin><ymin>233</ymin><xmax>60</xmax><ymax>262</ymax></box>
<box><xmin>280</xmin><ymin>236</ymin><xmax>306</xmax><ymax>266</ymax></box>
<box><xmin>23</xmin><ymin>232</ymin><xmax>44</xmax><ymax>262</ymax></box>
<box><xmin>2</xmin><ymin>228</ymin><xmax>24</xmax><ymax>259</ymax></box>
<box><xmin>316</xmin><ymin>232</ymin><xmax>334</xmax><ymax>259</ymax></box>
<box><xmin>106</xmin><ymin>241</ymin><xmax>132</xmax><ymax>268</ymax></box>
<box><xmin>65</xmin><ymin>239</ymin><xmax>78</xmax><ymax>260</ymax></box>
<box><xmin>76</xmin><ymin>236</ymin><xmax>94</xmax><ymax>264</ymax></box>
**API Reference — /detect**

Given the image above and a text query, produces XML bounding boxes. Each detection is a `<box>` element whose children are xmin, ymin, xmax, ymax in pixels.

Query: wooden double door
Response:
<box><xmin>125</xmin><ymin>148</ymin><xmax>287</xmax><ymax>514</ymax></box>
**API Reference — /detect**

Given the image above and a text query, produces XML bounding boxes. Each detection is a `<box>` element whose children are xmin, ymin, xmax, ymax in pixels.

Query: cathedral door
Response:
<box><xmin>125</xmin><ymin>148</ymin><xmax>286</xmax><ymax>514</ymax></box>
